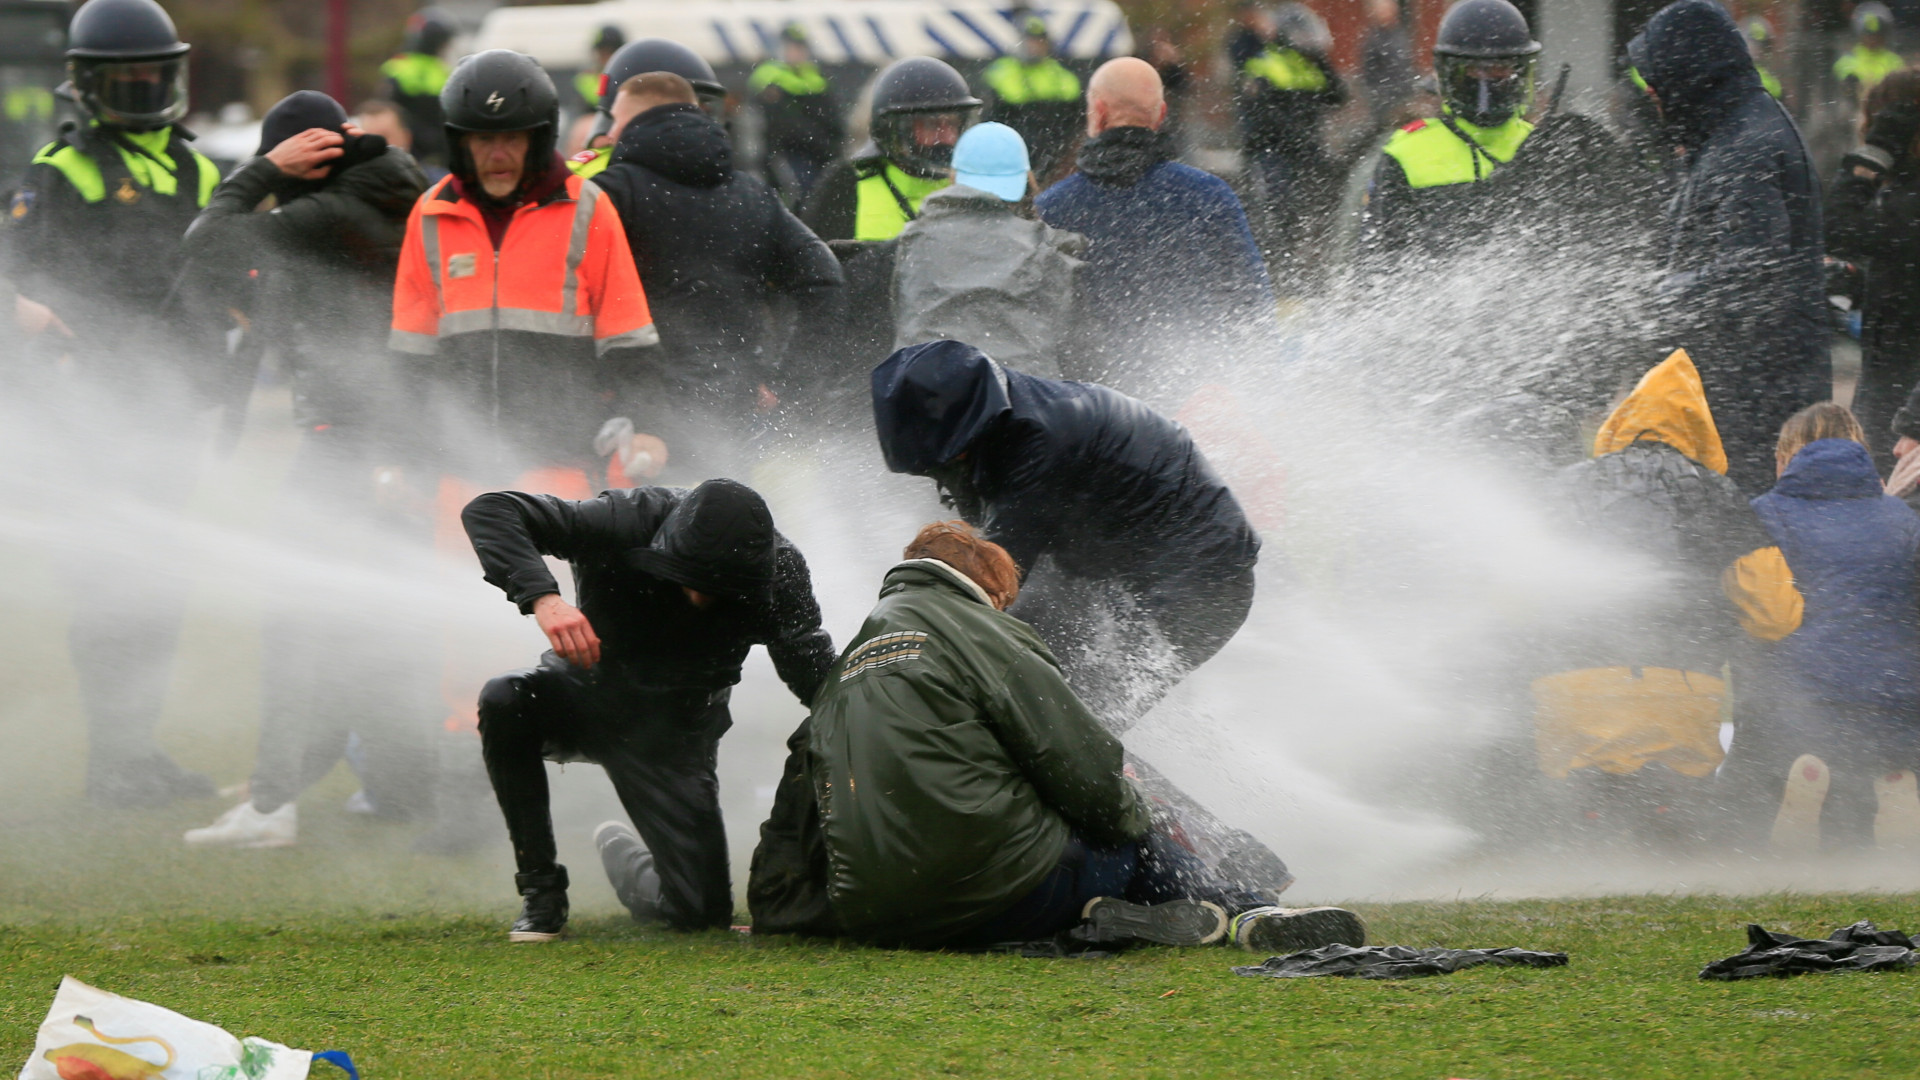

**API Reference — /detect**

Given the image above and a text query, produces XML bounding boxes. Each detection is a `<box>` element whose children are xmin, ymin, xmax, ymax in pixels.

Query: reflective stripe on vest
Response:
<box><xmin>1243</xmin><ymin>46</ymin><xmax>1328</xmax><ymax>92</ymax></box>
<box><xmin>398</xmin><ymin>174</ymin><xmax>657</xmax><ymax>355</ymax></box>
<box><xmin>574</xmin><ymin>71</ymin><xmax>602</xmax><ymax>105</ymax></box>
<box><xmin>983</xmin><ymin>56</ymin><xmax>1081</xmax><ymax>104</ymax></box>
<box><xmin>750</xmin><ymin>60</ymin><xmax>829</xmax><ymax>96</ymax></box>
<box><xmin>1835</xmin><ymin>46</ymin><xmax>1905</xmax><ymax>89</ymax></box>
<box><xmin>382</xmin><ymin>53</ymin><xmax>451</xmax><ymax>97</ymax></box>
<box><xmin>568</xmin><ymin>147</ymin><xmax>611</xmax><ymax>179</ymax></box>
<box><xmin>1382</xmin><ymin>115</ymin><xmax>1533</xmax><ymax>189</ymax></box>
<box><xmin>31</xmin><ymin>127</ymin><xmax>217</xmax><ymax>206</ymax></box>
<box><xmin>853</xmin><ymin>164</ymin><xmax>948</xmax><ymax>241</ymax></box>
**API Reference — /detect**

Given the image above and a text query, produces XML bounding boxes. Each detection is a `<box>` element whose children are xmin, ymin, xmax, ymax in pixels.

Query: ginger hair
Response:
<box><xmin>1776</xmin><ymin>401</ymin><xmax>1867</xmax><ymax>473</ymax></box>
<box><xmin>904</xmin><ymin>520</ymin><xmax>1021</xmax><ymax>610</ymax></box>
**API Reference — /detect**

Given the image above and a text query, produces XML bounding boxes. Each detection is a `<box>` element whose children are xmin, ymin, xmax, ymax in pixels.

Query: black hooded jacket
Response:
<box><xmin>592</xmin><ymin>104</ymin><xmax>845</xmax><ymax>408</ymax></box>
<box><xmin>1629</xmin><ymin>0</ymin><xmax>1826</xmax><ymax>491</ymax></box>
<box><xmin>1830</xmin><ymin>158</ymin><xmax>1920</xmax><ymax>454</ymax></box>
<box><xmin>461</xmin><ymin>482</ymin><xmax>835</xmax><ymax>700</ymax></box>
<box><xmin>183</xmin><ymin>142</ymin><xmax>427</xmax><ymax>434</ymax></box>
<box><xmin>871</xmin><ymin>341</ymin><xmax>1260</xmax><ymax>583</ymax></box>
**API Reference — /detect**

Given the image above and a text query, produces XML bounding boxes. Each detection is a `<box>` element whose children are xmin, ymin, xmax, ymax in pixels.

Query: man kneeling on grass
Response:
<box><xmin>806</xmin><ymin>521</ymin><xmax>1365</xmax><ymax>951</ymax></box>
<box><xmin>464</xmin><ymin>478</ymin><xmax>835</xmax><ymax>942</ymax></box>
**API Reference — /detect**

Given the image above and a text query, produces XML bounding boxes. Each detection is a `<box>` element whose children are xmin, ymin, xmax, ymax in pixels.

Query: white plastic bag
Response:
<box><xmin>18</xmin><ymin>976</ymin><xmax>321</xmax><ymax>1080</ymax></box>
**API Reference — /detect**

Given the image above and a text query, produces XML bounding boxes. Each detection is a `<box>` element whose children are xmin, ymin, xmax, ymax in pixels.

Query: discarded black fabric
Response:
<box><xmin>1699</xmin><ymin>922</ymin><xmax>1918</xmax><ymax>981</ymax></box>
<box><xmin>1233</xmin><ymin>944</ymin><xmax>1569</xmax><ymax>980</ymax></box>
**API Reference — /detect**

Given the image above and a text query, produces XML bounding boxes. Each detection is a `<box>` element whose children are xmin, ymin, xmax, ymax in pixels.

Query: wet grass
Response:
<box><xmin>4</xmin><ymin>891</ymin><xmax>1920</xmax><ymax>1079</ymax></box>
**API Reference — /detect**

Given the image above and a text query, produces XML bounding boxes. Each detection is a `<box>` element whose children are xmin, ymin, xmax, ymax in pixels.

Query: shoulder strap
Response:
<box><xmin>1433</xmin><ymin>112</ymin><xmax>1498</xmax><ymax>182</ymax></box>
<box><xmin>877</xmin><ymin>168</ymin><xmax>919</xmax><ymax>223</ymax></box>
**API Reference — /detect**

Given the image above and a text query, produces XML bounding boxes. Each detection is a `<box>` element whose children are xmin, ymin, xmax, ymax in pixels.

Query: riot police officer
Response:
<box><xmin>750</xmin><ymin>24</ymin><xmax>840</xmax><ymax>201</ymax></box>
<box><xmin>574</xmin><ymin>24</ymin><xmax>626</xmax><ymax>112</ymax></box>
<box><xmin>4</xmin><ymin>0</ymin><xmax>220</xmax><ymax>806</ymax></box>
<box><xmin>982</xmin><ymin>15</ymin><xmax>1083</xmax><ymax>181</ymax></box>
<box><xmin>801</xmin><ymin>56</ymin><xmax>980</xmax><ymax>242</ymax></box>
<box><xmin>379</xmin><ymin>7</ymin><xmax>457</xmax><ymax>168</ymax></box>
<box><xmin>567</xmin><ymin>37</ymin><xmax>725</xmax><ymax>180</ymax></box>
<box><xmin>1357</xmin><ymin>0</ymin><xmax>1539</xmax><ymax>259</ymax></box>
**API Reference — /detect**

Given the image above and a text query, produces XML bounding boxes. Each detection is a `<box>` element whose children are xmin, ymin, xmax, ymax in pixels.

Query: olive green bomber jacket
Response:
<box><xmin>807</xmin><ymin>559</ymin><xmax>1150</xmax><ymax>944</ymax></box>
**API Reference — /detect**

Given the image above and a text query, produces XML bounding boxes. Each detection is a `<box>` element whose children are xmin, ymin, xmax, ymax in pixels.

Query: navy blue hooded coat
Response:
<box><xmin>1629</xmin><ymin>0</ymin><xmax>1826</xmax><ymax>493</ymax></box>
<box><xmin>1752</xmin><ymin>438</ymin><xmax>1920</xmax><ymax>709</ymax></box>
<box><xmin>870</xmin><ymin>341</ymin><xmax>1260</xmax><ymax>584</ymax></box>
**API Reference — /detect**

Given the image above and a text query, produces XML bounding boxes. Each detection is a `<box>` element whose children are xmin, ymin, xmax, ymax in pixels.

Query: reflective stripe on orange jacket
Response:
<box><xmin>390</xmin><ymin>172</ymin><xmax>657</xmax><ymax>355</ymax></box>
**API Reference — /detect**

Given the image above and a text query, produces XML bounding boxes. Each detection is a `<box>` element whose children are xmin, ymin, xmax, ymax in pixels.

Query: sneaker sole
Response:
<box><xmin>1236</xmin><ymin>907</ymin><xmax>1368</xmax><ymax>954</ymax></box>
<box><xmin>507</xmin><ymin>929</ymin><xmax>564</xmax><ymax>944</ymax></box>
<box><xmin>1771</xmin><ymin>753</ymin><xmax>1830</xmax><ymax>855</ymax></box>
<box><xmin>1875</xmin><ymin>770</ymin><xmax>1920</xmax><ymax>848</ymax></box>
<box><xmin>183</xmin><ymin>835</ymin><xmax>296</xmax><ymax>849</ymax></box>
<box><xmin>592</xmin><ymin>820</ymin><xmax>632</xmax><ymax>851</ymax></box>
<box><xmin>1080</xmin><ymin>898</ymin><xmax>1228</xmax><ymax>946</ymax></box>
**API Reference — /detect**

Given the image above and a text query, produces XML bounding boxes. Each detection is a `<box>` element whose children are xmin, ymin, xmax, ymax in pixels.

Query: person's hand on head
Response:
<box><xmin>266</xmin><ymin>128</ymin><xmax>346</xmax><ymax>180</ymax></box>
<box><xmin>1889</xmin><ymin>439</ymin><xmax>1920</xmax><ymax>497</ymax></box>
<box><xmin>15</xmin><ymin>294</ymin><xmax>71</xmax><ymax>338</ymax></box>
<box><xmin>533</xmin><ymin>593</ymin><xmax>601</xmax><ymax>668</ymax></box>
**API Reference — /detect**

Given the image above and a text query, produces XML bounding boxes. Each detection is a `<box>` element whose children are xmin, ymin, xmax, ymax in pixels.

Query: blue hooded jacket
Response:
<box><xmin>1751</xmin><ymin>438</ymin><xmax>1920</xmax><ymax>707</ymax></box>
<box><xmin>870</xmin><ymin>340</ymin><xmax>1260</xmax><ymax>583</ymax></box>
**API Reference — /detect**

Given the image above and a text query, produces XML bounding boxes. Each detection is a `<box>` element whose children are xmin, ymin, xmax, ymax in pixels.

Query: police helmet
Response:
<box><xmin>1433</xmin><ymin>0</ymin><xmax>1540</xmax><ymax>127</ymax></box>
<box><xmin>1274</xmin><ymin>3</ymin><xmax>1332</xmax><ymax>54</ymax></box>
<box><xmin>442</xmin><ymin>50</ymin><xmax>559</xmax><ymax>195</ymax></box>
<box><xmin>781</xmin><ymin>22</ymin><xmax>810</xmax><ymax>46</ymax></box>
<box><xmin>65</xmin><ymin>0</ymin><xmax>190</xmax><ymax>131</ymax></box>
<box><xmin>406</xmin><ymin>8</ymin><xmax>458</xmax><ymax>57</ymax></box>
<box><xmin>592</xmin><ymin>24</ymin><xmax>626</xmax><ymax>55</ymax></box>
<box><xmin>590</xmin><ymin>38</ymin><xmax>725</xmax><ymax>137</ymax></box>
<box><xmin>870</xmin><ymin>56</ymin><xmax>982</xmax><ymax>177</ymax></box>
<box><xmin>1740</xmin><ymin>15</ymin><xmax>1771</xmax><ymax>46</ymax></box>
<box><xmin>1855</xmin><ymin>1</ymin><xmax>1895</xmax><ymax>38</ymax></box>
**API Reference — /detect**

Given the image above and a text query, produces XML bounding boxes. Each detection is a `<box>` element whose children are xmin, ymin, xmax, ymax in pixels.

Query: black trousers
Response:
<box><xmin>477</xmin><ymin>653</ymin><xmax>735</xmax><ymax>929</ymax></box>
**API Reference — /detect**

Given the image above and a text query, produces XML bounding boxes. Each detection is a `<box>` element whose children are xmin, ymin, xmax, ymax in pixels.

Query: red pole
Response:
<box><xmin>327</xmin><ymin>0</ymin><xmax>350</xmax><ymax>103</ymax></box>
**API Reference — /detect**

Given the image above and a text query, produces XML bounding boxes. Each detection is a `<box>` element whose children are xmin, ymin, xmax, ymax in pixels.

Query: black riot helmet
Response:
<box><xmin>442</xmin><ymin>50</ymin><xmax>560</xmax><ymax>197</ymax></box>
<box><xmin>1432</xmin><ymin>0</ymin><xmax>1540</xmax><ymax>127</ymax></box>
<box><xmin>406</xmin><ymin>7</ymin><xmax>458</xmax><ymax>57</ymax></box>
<box><xmin>589</xmin><ymin>38</ymin><xmax>725</xmax><ymax>137</ymax></box>
<box><xmin>64</xmin><ymin>0</ymin><xmax>190</xmax><ymax>131</ymax></box>
<box><xmin>869</xmin><ymin>56</ymin><xmax>981</xmax><ymax>178</ymax></box>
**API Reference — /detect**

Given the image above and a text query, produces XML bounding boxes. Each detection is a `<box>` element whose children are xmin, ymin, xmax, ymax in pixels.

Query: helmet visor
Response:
<box><xmin>878</xmin><ymin>108</ymin><xmax>975</xmax><ymax>176</ymax></box>
<box><xmin>86</xmin><ymin>57</ymin><xmax>188</xmax><ymax>129</ymax></box>
<box><xmin>1439</xmin><ymin>54</ymin><xmax>1533</xmax><ymax>126</ymax></box>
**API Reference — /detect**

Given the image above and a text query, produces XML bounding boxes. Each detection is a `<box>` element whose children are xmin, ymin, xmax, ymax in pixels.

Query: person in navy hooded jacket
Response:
<box><xmin>1740</xmin><ymin>403</ymin><xmax>1920</xmax><ymax>853</ymax></box>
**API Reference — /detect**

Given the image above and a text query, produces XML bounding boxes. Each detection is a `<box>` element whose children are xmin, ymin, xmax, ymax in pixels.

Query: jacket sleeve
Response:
<box><xmin>1658</xmin><ymin>158</ymin><xmax>1795</xmax><ymax>317</ymax></box>
<box><xmin>1356</xmin><ymin>151</ymin><xmax>1415</xmax><ymax>268</ymax></box>
<box><xmin>461</xmin><ymin>490</ymin><xmax>616</xmax><ymax>612</ymax></box>
<box><xmin>800</xmin><ymin>161</ymin><xmax>859</xmax><ymax>242</ymax></box>
<box><xmin>765</xmin><ymin>197</ymin><xmax>847</xmax><ymax>383</ymax></box>
<box><xmin>5</xmin><ymin>158</ymin><xmax>88</xmax><ymax>309</ymax></box>
<box><xmin>1194</xmin><ymin>176</ymin><xmax>1275</xmax><ymax>323</ymax></box>
<box><xmin>1824</xmin><ymin>164</ymin><xmax>1887</xmax><ymax>264</ymax></box>
<box><xmin>762</xmin><ymin>540</ymin><xmax>838</xmax><ymax>706</ymax></box>
<box><xmin>986</xmin><ymin>643</ymin><xmax>1150</xmax><ymax>847</ymax></box>
<box><xmin>1723</xmin><ymin>545</ymin><xmax>1804</xmax><ymax>641</ymax></box>
<box><xmin>389</xmin><ymin>199</ymin><xmax>441</xmax><ymax>354</ymax></box>
<box><xmin>180</xmin><ymin>156</ymin><xmax>280</xmax><ymax>266</ymax></box>
<box><xmin>581</xmin><ymin>185</ymin><xmax>658</xmax><ymax>353</ymax></box>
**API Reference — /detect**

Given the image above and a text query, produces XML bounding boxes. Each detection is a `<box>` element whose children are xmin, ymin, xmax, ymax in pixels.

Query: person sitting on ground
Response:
<box><xmin>1533</xmin><ymin>349</ymin><xmax>1791</xmax><ymax>841</ymax></box>
<box><xmin>1034</xmin><ymin>56</ymin><xmax>1273</xmax><ymax>395</ymax></box>
<box><xmin>462</xmin><ymin>478</ymin><xmax>836</xmax><ymax>942</ymax></box>
<box><xmin>801</xmin><ymin>520</ymin><xmax>1365</xmax><ymax>951</ymax></box>
<box><xmin>1739</xmin><ymin>403</ymin><xmax>1920</xmax><ymax>854</ymax></box>
<box><xmin>890</xmin><ymin>122</ymin><xmax>1084</xmax><ymax>377</ymax></box>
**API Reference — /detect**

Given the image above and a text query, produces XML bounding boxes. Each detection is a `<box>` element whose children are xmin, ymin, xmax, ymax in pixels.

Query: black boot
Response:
<box><xmin>509</xmin><ymin>865</ymin><xmax>569</xmax><ymax>943</ymax></box>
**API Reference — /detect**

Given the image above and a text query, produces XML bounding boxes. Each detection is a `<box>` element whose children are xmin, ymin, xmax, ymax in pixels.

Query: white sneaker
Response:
<box><xmin>184</xmin><ymin>801</ymin><xmax>297</xmax><ymax>848</ymax></box>
<box><xmin>1875</xmin><ymin>769</ymin><xmax>1920</xmax><ymax>849</ymax></box>
<box><xmin>1770</xmin><ymin>754</ymin><xmax>1829</xmax><ymax>855</ymax></box>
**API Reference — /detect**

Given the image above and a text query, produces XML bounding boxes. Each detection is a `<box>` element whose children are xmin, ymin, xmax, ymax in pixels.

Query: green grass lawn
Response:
<box><xmin>7</xmin><ymin>886</ymin><xmax>1920</xmax><ymax>1079</ymax></box>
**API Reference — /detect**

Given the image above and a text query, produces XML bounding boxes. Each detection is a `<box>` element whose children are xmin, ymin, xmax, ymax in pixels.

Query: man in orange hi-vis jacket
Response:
<box><xmin>388</xmin><ymin>49</ymin><xmax>660</xmax><ymax>853</ymax></box>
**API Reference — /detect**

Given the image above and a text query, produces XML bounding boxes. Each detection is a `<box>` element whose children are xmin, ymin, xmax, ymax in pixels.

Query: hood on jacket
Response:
<box><xmin>1076</xmin><ymin>126</ymin><xmax>1173</xmax><ymax>188</ymax></box>
<box><xmin>626</xmin><ymin>478</ymin><xmax>777</xmax><ymax>596</ymax></box>
<box><xmin>1594</xmin><ymin>348</ymin><xmax>1729</xmax><ymax>474</ymax></box>
<box><xmin>612</xmin><ymin>103</ymin><xmax>732</xmax><ymax>187</ymax></box>
<box><xmin>1627</xmin><ymin>0</ymin><xmax>1762</xmax><ymax>145</ymax></box>
<box><xmin>1773</xmin><ymin>438</ymin><xmax>1885</xmax><ymax>501</ymax></box>
<box><xmin>871</xmin><ymin>340</ymin><xmax>1014</xmax><ymax>475</ymax></box>
<box><xmin>917</xmin><ymin>183</ymin><xmax>1018</xmax><ymax>217</ymax></box>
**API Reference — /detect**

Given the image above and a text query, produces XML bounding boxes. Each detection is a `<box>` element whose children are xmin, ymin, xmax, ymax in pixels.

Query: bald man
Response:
<box><xmin>1035</xmin><ymin>57</ymin><xmax>1273</xmax><ymax>400</ymax></box>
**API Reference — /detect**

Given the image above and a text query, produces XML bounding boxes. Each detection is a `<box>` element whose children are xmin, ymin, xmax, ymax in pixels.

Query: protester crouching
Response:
<box><xmin>179</xmin><ymin>90</ymin><xmax>433</xmax><ymax>848</ymax></box>
<box><xmin>1726</xmin><ymin>405</ymin><xmax>1920</xmax><ymax>854</ymax></box>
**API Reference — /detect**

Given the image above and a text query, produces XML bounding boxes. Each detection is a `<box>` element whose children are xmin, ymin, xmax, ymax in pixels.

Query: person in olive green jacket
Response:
<box><xmin>804</xmin><ymin>521</ymin><xmax>1367</xmax><ymax>952</ymax></box>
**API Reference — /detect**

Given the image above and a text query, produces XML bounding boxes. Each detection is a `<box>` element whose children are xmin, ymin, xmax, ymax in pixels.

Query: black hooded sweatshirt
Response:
<box><xmin>870</xmin><ymin>340</ymin><xmax>1260</xmax><ymax>584</ymax></box>
<box><xmin>182</xmin><ymin>101</ymin><xmax>428</xmax><ymax>435</ymax></box>
<box><xmin>461</xmin><ymin>481</ymin><xmax>835</xmax><ymax>700</ymax></box>
<box><xmin>592</xmin><ymin>104</ymin><xmax>845</xmax><ymax>409</ymax></box>
<box><xmin>1629</xmin><ymin>0</ymin><xmax>1826</xmax><ymax>492</ymax></box>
